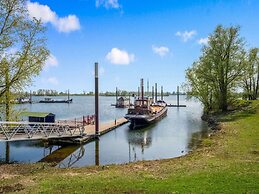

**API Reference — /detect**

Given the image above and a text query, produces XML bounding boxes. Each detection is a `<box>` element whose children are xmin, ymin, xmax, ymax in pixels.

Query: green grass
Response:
<box><xmin>1</xmin><ymin>101</ymin><xmax>259</xmax><ymax>193</ymax></box>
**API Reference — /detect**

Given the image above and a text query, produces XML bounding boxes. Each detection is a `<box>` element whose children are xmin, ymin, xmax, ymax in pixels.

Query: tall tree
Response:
<box><xmin>242</xmin><ymin>48</ymin><xmax>259</xmax><ymax>100</ymax></box>
<box><xmin>185</xmin><ymin>25</ymin><xmax>246</xmax><ymax>112</ymax></box>
<box><xmin>0</xmin><ymin>0</ymin><xmax>49</xmax><ymax>120</ymax></box>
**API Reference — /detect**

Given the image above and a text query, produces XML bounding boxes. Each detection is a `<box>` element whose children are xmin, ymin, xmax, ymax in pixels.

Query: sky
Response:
<box><xmin>26</xmin><ymin>0</ymin><xmax>259</xmax><ymax>93</ymax></box>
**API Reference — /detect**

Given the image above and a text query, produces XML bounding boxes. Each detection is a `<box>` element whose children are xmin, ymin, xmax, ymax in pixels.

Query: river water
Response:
<box><xmin>0</xmin><ymin>95</ymin><xmax>207</xmax><ymax>167</ymax></box>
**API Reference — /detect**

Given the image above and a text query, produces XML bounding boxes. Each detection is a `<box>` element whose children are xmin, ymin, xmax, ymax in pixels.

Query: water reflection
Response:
<box><xmin>0</xmin><ymin>96</ymin><xmax>208</xmax><ymax>167</ymax></box>
<box><xmin>127</xmin><ymin>126</ymin><xmax>153</xmax><ymax>162</ymax></box>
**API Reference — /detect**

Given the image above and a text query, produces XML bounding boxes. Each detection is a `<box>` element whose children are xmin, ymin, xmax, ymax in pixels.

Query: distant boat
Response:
<box><xmin>39</xmin><ymin>97</ymin><xmax>72</xmax><ymax>103</ymax></box>
<box><xmin>16</xmin><ymin>97</ymin><xmax>31</xmax><ymax>104</ymax></box>
<box><xmin>39</xmin><ymin>89</ymin><xmax>72</xmax><ymax>104</ymax></box>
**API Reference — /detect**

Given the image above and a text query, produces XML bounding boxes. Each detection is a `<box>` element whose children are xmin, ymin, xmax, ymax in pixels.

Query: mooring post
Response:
<box><xmin>161</xmin><ymin>86</ymin><xmax>163</xmax><ymax>101</ymax></box>
<box><xmin>155</xmin><ymin>83</ymin><xmax>157</xmax><ymax>103</ymax></box>
<box><xmin>95</xmin><ymin>62</ymin><xmax>99</xmax><ymax>136</ymax></box>
<box><xmin>177</xmin><ymin>86</ymin><xmax>179</xmax><ymax>107</ymax></box>
<box><xmin>152</xmin><ymin>86</ymin><xmax>154</xmax><ymax>102</ymax></box>
<box><xmin>95</xmin><ymin>139</ymin><xmax>100</xmax><ymax>166</ymax></box>
<box><xmin>147</xmin><ymin>79</ymin><xmax>149</xmax><ymax>96</ymax></box>
<box><xmin>68</xmin><ymin>89</ymin><xmax>70</xmax><ymax>101</ymax></box>
<box><xmin>29</xmin><ymin>90</ymin><xmax>32</xmax><ymax>104</ymax></box>
<box><xmin>5</xmin><ymin>142</ymin><xmax>10</xmax><ymax>164</ymax></box>
<box><xmin>141</xmin><ymin>78</ymin><xmax>144</xmax><ymax>106</ymax></box>
<box><xmin>116</xmin><ymin>87</ymin><xmax>118</xmax><ymax>106</ymax></box>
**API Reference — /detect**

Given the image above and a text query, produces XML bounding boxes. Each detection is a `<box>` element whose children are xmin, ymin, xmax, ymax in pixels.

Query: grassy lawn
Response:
<box><xmin>0</xmin><ymin>101</ymin><xmax>258</xmax><ymax>193</ymax></box>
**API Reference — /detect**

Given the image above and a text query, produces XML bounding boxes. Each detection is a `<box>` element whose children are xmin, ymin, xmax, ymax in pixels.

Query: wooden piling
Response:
<box><xmin>161</xmin><ymin>86</ymin><xmax>163</xmax><ymax>101</ymax></box>
<box><xmin>95</xmin><ymin>139</ymin><xmax>100</xmax><ymax>165</ymax></box>
<box><xmin>29</xmin><ymin>90</ymin><xmax>32</xmax><ymax>104</ymax></box>
<box><xmin>141</xmin><ymin>78</ymin><xmax>144</xmax><ymax>105</ymax></box>
<box><xmin>116</xmin><ymin>87</ymin><xmax>118</xmax><ymax>105</ymax></box>
<box><xmin>152</xmin><ymin>86</ymin><xmax>154</xmax><ymax>102</ymax></box>
<box><xmin>147</xmin><ymin>79</ymin><xmax>149</xmax><ymax>96</ymax></box>
<box><xmin>155</xmin><ymin>83</ymin><xmax>157</xmax><ymax>102</ymax></box>
<box><xmin>95</xmin><ymin>62</ymin><xmax>99</xmax><ymax>136</ymax></box>
<box><xmin>177</xmin><ymin>86</ymin><xmax>179</xmax><ymax>107</ymax></box>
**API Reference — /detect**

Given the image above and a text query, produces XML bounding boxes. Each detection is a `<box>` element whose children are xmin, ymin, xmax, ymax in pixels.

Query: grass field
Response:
<box><xmin>0</xmin><ymin>101</ymin><xmax>258</xmax><ymax>193</ymax></box>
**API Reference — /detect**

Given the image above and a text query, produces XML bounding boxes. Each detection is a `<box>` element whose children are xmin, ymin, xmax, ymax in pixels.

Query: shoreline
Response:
<box><xmin>0</xmin><ymin>100</ymin><xmax>258</xmax><ymax>193</ymax></box>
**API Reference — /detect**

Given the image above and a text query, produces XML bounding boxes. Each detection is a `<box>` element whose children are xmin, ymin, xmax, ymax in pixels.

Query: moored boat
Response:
<box><xmin>125</xmin><ymin>79</ymin><xmax>167</xmax><ymax>129</ymax></box>
<box><xmin>39</xmin><ymin>97</ymin><xmax>72</xmax><ymax>103</ymax></box>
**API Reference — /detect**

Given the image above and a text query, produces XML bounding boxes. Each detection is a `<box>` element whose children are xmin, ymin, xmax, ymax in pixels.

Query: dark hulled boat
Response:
<box><xmin>125</xmin><ymin>78</ymin><xmax>167</xmax><ymax>129</ymax></box>
<box><xmin>125</xmin><ymin>98</ymin><xmax>167</xmax><ymax>129</ymax></box>
<box><xmin>39</xmin><ymin>90</ymin><xmax>72</xmax><ymax>103</ymax></box>
<box><xmin>39</xmin><ymin>97</ymin><xmax>72</xmax><ymax>103</ymax></box>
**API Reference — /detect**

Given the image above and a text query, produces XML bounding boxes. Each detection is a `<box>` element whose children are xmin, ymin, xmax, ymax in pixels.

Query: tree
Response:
<box><xmin>185</xmin><ymin>25</ymin><xmax>246</xmax><ymax>112</ymax></box>
<box><xmin>0</xmin><ymin>0</ymin><xmax>49</xmax><ymax>120</ymax></box>
<box><xmin>242</xmin><ymin>48</ymin><xmax>259</xmax><ymax>100</ymax></box>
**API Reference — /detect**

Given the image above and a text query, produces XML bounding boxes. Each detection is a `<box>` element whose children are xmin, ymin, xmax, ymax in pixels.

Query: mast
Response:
<box><xmin>141</xmin><ymin>78</ymin><xmax>144</xmax><ymax>106</ymax></box>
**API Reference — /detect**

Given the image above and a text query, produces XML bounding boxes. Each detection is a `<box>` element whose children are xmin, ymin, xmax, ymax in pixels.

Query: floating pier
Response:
<box><xmin>167</xmin><ymin>86</ymin><xmax>186</xmax><ymax>107</ymax></box>
<box><xmin>52</xmin><ymin>118</ymin><xmax>128</xmax><ymax>144</ymax></box>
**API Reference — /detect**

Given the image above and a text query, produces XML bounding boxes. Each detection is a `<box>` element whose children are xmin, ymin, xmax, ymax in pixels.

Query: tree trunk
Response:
<box><xmin>5</xmin><ymin>65</ymin><xmax>10</xmax><ymax>121</ymax></box>
<box><xmin>220</xmin><ymin>86</ymin><xmax>228</xmax><ymax>111</ymax></box>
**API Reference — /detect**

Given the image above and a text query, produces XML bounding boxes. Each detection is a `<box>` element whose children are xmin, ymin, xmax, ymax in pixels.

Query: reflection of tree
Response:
<box><xmin>187</xmin><ymin>128</ymin><xmax>208</xmax><ymax>150</ymax></box>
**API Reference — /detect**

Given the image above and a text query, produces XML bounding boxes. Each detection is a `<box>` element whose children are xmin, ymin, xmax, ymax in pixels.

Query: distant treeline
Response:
<box><xmin>19</xmin><ymin>89</ymin><xmax>186</xmax><ymax>97</ymax></box>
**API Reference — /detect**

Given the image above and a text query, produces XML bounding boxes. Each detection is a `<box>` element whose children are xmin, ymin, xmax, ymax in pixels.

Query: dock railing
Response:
<box><xmin>0</xmin><ymin>121</ymin><xmax>85</xmax><ymax>141</ymax></box>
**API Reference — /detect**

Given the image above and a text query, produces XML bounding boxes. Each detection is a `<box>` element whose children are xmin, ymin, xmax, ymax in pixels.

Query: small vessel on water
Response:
<box><xmin>39</xmin><ymin>90</ymin><xmax>72</xmax><ymax>103</ymax></box>
<box><xmin>39</xmin><ymin>97</ymin><xmax>72</xmax><ymax>103</ymax></box>
<box><xmin>125</xmin><ymin>79</ymin><xmax>167</xmax><ymax>129</ymax></box>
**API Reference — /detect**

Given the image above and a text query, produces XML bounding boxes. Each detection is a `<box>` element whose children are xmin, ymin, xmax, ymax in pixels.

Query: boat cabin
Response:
<box><xmin>21</xmin><ymin>112</ymin><xmax>56</xmax><ymax>123</ymax></box>
<box><xmin>116</xmin><ymin>97</ymin><xmax>127</xmax><ymax>108</ymax></box>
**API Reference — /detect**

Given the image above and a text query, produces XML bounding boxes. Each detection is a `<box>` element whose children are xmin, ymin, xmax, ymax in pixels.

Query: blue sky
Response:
<box><xmin>26</xmin><ymin>0</ymin><xmax>259</xmax><ymax>93</ymax></box>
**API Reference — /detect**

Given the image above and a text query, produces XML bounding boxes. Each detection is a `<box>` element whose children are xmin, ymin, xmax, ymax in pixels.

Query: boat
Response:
<box><xmin>124</xmin><ymin>79</ymin><xmax>167</xmax><ymax>129</ymax></box>
<box><xmin>39</xmin><ymin>97</ymin><xmax>72</xmax><ymax>103</ymax></box>
<box><xmin>39</xmin><ymin>90</ymin><xmax>72</xmax><ymax>103</ymax></box>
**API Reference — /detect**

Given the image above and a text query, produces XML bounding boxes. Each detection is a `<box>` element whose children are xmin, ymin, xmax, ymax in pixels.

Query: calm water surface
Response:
<box><xmin>0</xmin><ymin>96</ymin><xmax>207</xmax><ymax>167</ymax></box>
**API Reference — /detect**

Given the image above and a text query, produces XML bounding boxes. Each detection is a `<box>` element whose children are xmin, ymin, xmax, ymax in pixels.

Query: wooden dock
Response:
<box><xmin>47</xmin><ymin>118</ymin><xmax>128</xmax><ymax>144</ymax></box>
<box><xmin>0</xmin><ymin>118</ymin><xmax>129</xmax><ymax>145</ymax></box>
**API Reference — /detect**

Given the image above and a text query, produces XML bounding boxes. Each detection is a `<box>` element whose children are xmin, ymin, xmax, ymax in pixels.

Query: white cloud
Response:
<box><xmin>96</xmin><ymin>0</ymin><xmax>121</xmax><ymax>9</ymax></box>
<box><xmin>197</xmin><ymin>37</ymin><xmax>209</xmax><ymax>45</ymax></box>
<box><xmin>106</xmin><ymin>48</ymin><xmax>135</xmax><ymax>65</ymax></box>
<box><xmin>175</xmin><ymin>30</ymin><xmax>197</xmax><ymax>42</ymax></box>
<box><xmin>152</xmin><ymin>45</ymin><xmax>170</xmax><ymax>57</ymax></box>
<box><xmin>46</xmin><ymin>77</ymin><xmax>59</xmax><ymax>85</ymax></box>
<box><xmin>27</xmin><ymin>1</ymin><xmax>80</xmax><ymax>33</ymax></box>
<box><xmin>44</xmin><ymin>54</ymin><xmax>58</xmax><ymax>69</ymax></box>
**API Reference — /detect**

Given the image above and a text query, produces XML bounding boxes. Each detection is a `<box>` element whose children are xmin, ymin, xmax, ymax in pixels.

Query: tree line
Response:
<box><xmin>185</xmin><ymin>25</ymin><xmax>259</xmax><ymax>113</ymax></box>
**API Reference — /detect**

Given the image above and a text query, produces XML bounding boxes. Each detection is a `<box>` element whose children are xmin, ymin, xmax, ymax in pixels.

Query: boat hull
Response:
<box><xmin>39</xmin><ymin>99</ymin><xmax>73</xmax><ymax>103</ymax></box>
<box><xmin>125</xmin><ymin>107</ymin><xmax>167</xmax><ymax>129</ymax></box>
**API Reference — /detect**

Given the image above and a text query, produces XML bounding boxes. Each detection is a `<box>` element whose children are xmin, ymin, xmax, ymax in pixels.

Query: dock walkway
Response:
<box><xmin>0</xmin><ymin>118</ymin><xmax>128</xmax><ymax>144</ymax></box>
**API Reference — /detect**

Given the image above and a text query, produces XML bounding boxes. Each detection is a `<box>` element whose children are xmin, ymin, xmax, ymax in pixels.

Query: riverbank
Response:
<box><xmin>0</xmin><ymin>100</ymin><xmax>258</xmax><ymax>193</ymax></box>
